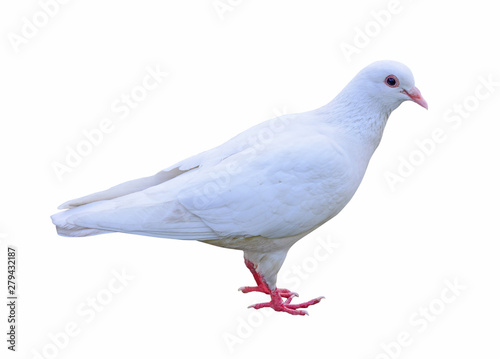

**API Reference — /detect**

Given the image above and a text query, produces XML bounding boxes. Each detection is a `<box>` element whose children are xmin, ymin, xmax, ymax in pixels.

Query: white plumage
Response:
<box><xmin>52</xmin><ymin>60</ymin><xmax>427</xmax><ymax>315</ymax></box>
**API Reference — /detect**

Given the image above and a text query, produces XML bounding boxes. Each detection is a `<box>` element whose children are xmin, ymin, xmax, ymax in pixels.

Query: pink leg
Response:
<box><xmin>240</xmin><ymin>259</ymin><xmax>325</xmax><ymax>315</ymax></box>
<box><xmin>239</xmin><ymin>259</ymin><xmax>297</xmax><ymax>298</ymax></box>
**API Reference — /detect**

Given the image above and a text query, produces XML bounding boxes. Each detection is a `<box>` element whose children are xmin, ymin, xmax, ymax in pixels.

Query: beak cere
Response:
<box><xmin>403</xmin><ymin>87</ymin><xmax>428</xmax><ymax>109</ymax></box>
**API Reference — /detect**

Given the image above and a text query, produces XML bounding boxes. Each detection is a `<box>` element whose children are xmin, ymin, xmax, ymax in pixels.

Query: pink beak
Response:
<box><xmin>403</xmin><ymin>87</ymin><xmax>428</xmax><ymax>109</ymax></box>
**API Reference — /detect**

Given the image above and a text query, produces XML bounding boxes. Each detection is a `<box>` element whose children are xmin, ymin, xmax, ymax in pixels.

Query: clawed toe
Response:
<box><xmin>248</xmin><ymin>290</ymin><xmax>324</xmax><ymax>316</ymax></box>
<box><xmin>276</xmin><ymin>288</ymin><xmax>299</xmax><ymax>298</ymax></box>
<box><xmin>238</xmin><ymin>285</ymin><xmax>298</xmax><ymax>299</ymax></box>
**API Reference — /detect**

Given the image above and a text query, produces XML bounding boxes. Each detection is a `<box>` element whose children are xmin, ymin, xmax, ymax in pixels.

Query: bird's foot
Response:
<box><xmin>239</xmin><ymin>285</ymin><xmax>298</xmax><ymax>298</ymax></box>
<box><xmin>248</xmin><ymin>290</ymin><xmax>325</xmax><ymax>316</ymax></box>
<box><xmin>240</xmin><ymin>258</ymin><xmax>298</xmax><ymax>298</ymax></box>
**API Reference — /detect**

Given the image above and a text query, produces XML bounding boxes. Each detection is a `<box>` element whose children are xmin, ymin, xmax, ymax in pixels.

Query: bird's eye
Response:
<box><xmin>385</xmin><ymin>75</ymin><xmax>399</xmax><ymax>88</ymax></box>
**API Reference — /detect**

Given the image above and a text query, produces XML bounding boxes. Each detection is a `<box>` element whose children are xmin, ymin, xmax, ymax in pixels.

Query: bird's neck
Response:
<box><xmin>318</xmin><ymin>86</ymin><xmax>397</xmax><ymax>155</ymax></box>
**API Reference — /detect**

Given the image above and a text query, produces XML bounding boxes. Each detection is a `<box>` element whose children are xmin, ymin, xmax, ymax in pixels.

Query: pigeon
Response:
<box><xmin>52</xmin><ymin>60</ymin><xmax>427</xmax><ymax>315</ymax></box>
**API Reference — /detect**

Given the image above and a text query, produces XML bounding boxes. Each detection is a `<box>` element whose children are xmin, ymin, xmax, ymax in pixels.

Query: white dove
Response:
<box><xmin>52</xmin><ymin>60</ymin><xmax>427</xmax><ymax>315</ymax></box>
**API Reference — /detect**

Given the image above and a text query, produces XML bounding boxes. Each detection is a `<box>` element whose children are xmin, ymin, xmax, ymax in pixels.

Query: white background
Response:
<box><xmin>1</xmin><ymin>0</ymin><xmax>499</xmax><ymax>358</ymax></box>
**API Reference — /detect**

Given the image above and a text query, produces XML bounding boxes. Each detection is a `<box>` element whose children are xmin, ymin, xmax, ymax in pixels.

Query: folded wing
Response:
<box><xmin>52</xmin><ymin>116</ymin><xmax>353</xmax><ymax>241</ymax></box>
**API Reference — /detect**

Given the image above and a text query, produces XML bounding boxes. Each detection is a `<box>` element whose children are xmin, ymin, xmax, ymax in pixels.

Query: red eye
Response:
<box><xmin>385</xmin><ymin>75</ymin><xmax>399</xmax><ymax>88</ymax></box>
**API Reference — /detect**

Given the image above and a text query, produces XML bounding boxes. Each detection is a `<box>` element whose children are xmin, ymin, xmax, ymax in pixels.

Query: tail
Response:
<box><xmin>51</xmin><ymin>206</ymin><xmax>114</xmax><ymax>237</ymax></box>
<box><xmin>51</xmin><ymin>167</ymin><xmax>187</xmax><ymax>237</ymax></box>
<box><xmin>51</xmin><ymin>166</ymin><xmax>216</xmax><ymax>240</ymax></box>
<box><xmin>51</xmin><ymin>188</ymin><xmax>219</xmax><ymax>240</ymax></box>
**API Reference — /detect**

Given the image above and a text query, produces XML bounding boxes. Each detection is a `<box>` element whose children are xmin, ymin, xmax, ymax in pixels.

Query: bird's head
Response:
<box><xmin>352</xmin><ymin>60</ymin><xmax>428</xmax><ymax>112</ymax></box>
